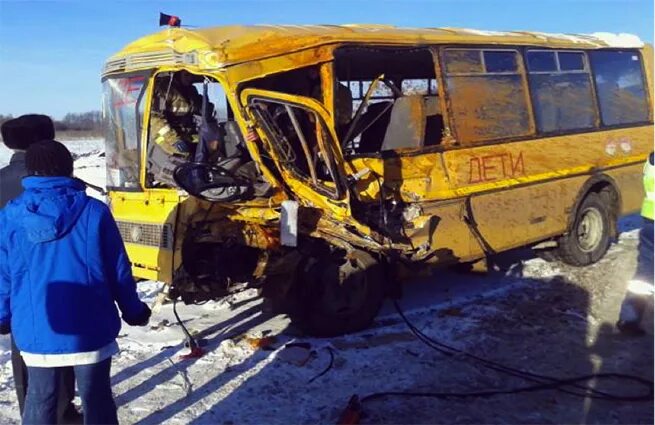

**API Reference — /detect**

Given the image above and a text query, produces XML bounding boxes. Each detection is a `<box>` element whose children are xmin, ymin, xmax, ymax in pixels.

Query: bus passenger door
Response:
<box><xmin>240</xmin><ymin>89</ymin><xmax>353</xmax><ymax>222</ymax></box>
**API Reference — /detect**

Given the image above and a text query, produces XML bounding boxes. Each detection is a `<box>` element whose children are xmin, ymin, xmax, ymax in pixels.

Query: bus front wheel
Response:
<box><xmin>556</xmin><ymin>192</ymin><xmax>612</xmax><ymax>267</ymax></box>
<box><xmin>290</xmin><ymin>250</ymin><xmax>385</xmax><ymax>337</ymax></box>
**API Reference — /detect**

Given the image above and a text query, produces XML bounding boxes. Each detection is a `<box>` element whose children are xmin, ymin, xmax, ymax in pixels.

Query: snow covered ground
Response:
<box><xmin>0</xmin><ymin>140</ymin><xmax>652</xmax><ymax>424</ymax></box>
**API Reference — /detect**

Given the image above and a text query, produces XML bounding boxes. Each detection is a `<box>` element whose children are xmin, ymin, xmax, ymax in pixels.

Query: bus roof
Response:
<box><xmin>104</xmin><ymin>24</ymin><xmax>646</xmax><ymax>75</ymax></box>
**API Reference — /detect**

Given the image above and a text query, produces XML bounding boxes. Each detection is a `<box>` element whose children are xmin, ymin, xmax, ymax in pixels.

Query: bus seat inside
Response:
<box><xmin>425</xmin><ymin>97</ymin><xmax>440</xmax><ymax>115</ymax></box>
<box><xmin>335</xmin><ymin>46</ymin><xmax>443</xmax><ymax>154</ymax></box>
<box><xmin>381</xmin><ymin>95</ymin><xmax>426</xmax><ymax>151</ymax></box>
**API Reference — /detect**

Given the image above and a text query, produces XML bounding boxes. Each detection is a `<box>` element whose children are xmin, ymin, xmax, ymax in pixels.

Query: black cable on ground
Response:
<box><xmin>351</xmin><ymin>301</ymin><xmax>653</xmax><ymax>408</ymax></box>
<box><xmin>308</xmin><ymin>346</ymin><xmax>335</xmax><ymax>384</ymax></box>
<box><xmin>173</xmin><ymin>298</ymin><xmax>199</xmax><ymax>351</ymax></box>
<box><xmin>362</xmin><ymin>372</ymin><xmax>654</xmax><ymax>403</ymax></box>
<box><xmin>391</xmin><ymin>300</ymin><xmax>653</xmax><ymax>401</ymax></box>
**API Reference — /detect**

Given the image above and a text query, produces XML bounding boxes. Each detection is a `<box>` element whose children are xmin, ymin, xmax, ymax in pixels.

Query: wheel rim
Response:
<box><xmin>318</xmin><ymin>258</ymin><xmax>369</xmax><ymax>318</ymax></box>
<box><xmin>576</xmin><ymin>207</ymin><xmax>604</xmax><ymax>252</ymax></box>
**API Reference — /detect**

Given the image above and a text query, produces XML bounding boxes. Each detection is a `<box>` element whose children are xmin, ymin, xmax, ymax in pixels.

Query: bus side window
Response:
<box><xmin>442</xmin><ymin>48</ymin><xmax>534</xmax><ymax>144</ymax></box>
<box><xmin>526</xmin><ymin>50</ymin><xmax>598</xmax><ymax>133</ymax></box>
<box><xmin>192</xmin><ymin>80</ymin><xmax>230</xmax><ymax>121</ymax></box>
<box><xmin>335</xmin><ymin>46</ymin><xmax>442</xmax><ymax>154</ymax></box>
<box><xmin>589</xmin><ymin>50</ymin><xmax>650</xmax><ymax>126</ymax></box>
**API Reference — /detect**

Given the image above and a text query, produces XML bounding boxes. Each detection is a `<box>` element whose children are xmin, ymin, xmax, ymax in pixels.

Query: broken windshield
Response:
<box><xmin>102</xmin><ymin>72</ymin><xmax>150</xmax><ymax>190</ymax></box>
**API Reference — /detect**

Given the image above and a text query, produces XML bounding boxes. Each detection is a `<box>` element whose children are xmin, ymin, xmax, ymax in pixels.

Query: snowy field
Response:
<box><xmin>0</xmin><ymin>140</ymin><xmax>652</xmax><ymax>424</ymax></box>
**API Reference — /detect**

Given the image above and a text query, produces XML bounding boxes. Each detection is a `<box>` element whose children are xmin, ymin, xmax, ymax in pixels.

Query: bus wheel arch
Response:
<box><xmin>568</xmin><ymin>175</ymin><xmax>621</xmax><ymax>239</ymax></box>
<box><xmin>556</xmin><ymin>175</ymin><xmax>620</xmax><ymax>266</ymax></box>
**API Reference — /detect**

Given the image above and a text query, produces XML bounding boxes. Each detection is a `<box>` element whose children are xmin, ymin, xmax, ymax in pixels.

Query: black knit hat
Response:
<box><xmin>25</xmin><ymin>140</ymin><xmax>74</xmax><ymax>177</ymax></box>
<box><xmin>1</xmin><ymin>114</ymin><xmax>55</xmax><ymax>150</ymax></box>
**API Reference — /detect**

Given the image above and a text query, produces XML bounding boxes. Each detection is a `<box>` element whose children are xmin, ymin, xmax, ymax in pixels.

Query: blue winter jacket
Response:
<box><xmin>0</xmin><ymin>176</ymin><xmax>145</xmax><ymax>354</ymax></box>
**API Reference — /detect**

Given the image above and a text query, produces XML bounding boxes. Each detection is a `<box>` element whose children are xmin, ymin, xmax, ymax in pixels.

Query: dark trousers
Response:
<box><xmin>22</xmin><ymin>358</ymin><xmax>117</xmax><ymax>425</ymax></box>
<box><xmin>11</xmin><ymin>336</ymin><xmax>76</xmax><ymax>421</ymax></box>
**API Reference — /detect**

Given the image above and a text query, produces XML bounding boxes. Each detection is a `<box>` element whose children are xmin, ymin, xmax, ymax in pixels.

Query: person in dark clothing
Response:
<box><xmin>0</xmin><ymin>115</ymin><xmax>80</xmax><ymax>424</ymax></box>
<box><xmin>0</xmin><ymin>140</ymin><xmax>151</xmax><ymax>425</ymax></box>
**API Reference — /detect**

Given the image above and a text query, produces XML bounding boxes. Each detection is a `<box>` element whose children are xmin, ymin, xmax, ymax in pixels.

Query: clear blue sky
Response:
<box><xmin>0</xmin><ymin>0</ymin><xmax>652</xmax><ymax>119</ymax></box>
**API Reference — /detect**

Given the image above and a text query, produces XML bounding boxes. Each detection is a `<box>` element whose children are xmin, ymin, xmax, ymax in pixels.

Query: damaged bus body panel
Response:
<box><xmin>102</xmin><ymin>25</ymin><xmax>654</xmax><ymax>336</ymax></box>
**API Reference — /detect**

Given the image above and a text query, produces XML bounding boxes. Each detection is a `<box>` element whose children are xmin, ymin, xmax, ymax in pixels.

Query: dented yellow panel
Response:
<box><xmin>403</xmin><ymin>200</ymin><xmax>475</xmax><ymax>263</ymax></box>
<box><xmin>345</xmin><ymin>124</ymin><xmax>651</xmax><ymax>258</ymax></box>
<box><xmin>225</xmin><ymin>46</ymin><xmax>334</xmax><ymax>84</ymax></box>
<box><xmin>347</xmin><ymin>125</ymin><xmax>652</xmax><ymax>204</ymax></box>
<box><xmin>442</xmin><ymin>126</ymin><xmax>653</xmax><ymax>198</ymax></box>
<box><xmin>347</xmin><ymin>153</ymin><xmax>451</xmax><ymax>202</ymax></box>
<box><xmin>469</xmin><ymin>177</ymin><xmax>587</xmax><ymax>252</ymax></box>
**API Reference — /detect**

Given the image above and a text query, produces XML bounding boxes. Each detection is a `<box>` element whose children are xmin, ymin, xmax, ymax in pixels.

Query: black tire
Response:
<box><xmin>290</xmin><ymin>251</ymin><xmax>385</xmax><ymax>337</ymax></box>
<box><xmin>555</xmin><ymin>192</ymin><xmax>612</xmax><ymax>266</ymax></box>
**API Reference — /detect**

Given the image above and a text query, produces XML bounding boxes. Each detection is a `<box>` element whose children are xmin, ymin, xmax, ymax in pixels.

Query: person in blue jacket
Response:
<box><xmin>1</xmin><ymin>114</ymin><xmax>81</xmax><ymax>424</ymax></box>
<box><xmin>0</xmin><ymin>140</ymin><xmax>151</xmax><ymax>425</ymax></box>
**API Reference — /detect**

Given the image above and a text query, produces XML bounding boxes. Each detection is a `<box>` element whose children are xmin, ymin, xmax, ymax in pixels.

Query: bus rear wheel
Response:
<box><xmin>556</xmin><ymin>192</ymin><xmax>611</xmax><ymax>266</ymax></box>
<box><xmin>291</xmin><ymin>250</ymin><xmax>384</xmax><ymax>337</ymax></box>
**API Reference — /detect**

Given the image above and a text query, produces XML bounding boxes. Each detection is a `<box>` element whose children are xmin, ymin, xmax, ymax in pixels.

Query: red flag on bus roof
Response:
<box><xmin>159</xmin><ymin>13</ymin><xmax>181</xmax><ymax>27</ymax></box>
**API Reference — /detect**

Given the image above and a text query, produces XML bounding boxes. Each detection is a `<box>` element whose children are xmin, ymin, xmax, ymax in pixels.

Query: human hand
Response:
<box><xmin>123</xmin><ymin>303</ymin><xmax>151</xmax><ymax>327</ymax></box>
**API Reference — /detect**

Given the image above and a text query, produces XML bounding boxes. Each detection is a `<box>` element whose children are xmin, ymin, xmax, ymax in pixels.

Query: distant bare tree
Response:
<box><xmin>55</xmin><ymin>111</ymin><xmax>102</xmax><ymax>132</ymax></box>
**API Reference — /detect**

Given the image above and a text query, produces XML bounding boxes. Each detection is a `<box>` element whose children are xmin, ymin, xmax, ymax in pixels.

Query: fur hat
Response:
<box><xmin>25</xmin><ymin>140</ymin><xmax>74</xmax><ymax>177</ymax></box>
<box><xmin>0</xmin><ymin>114</ymin><xmax>55</xmax><ymax>150</ymax></box>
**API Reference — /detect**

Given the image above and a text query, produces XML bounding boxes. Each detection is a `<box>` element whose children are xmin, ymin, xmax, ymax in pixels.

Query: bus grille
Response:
<box><xmin>116</xmin><ymin>221</ymin><xmax>173</xmax><ymax>249</ymax></box>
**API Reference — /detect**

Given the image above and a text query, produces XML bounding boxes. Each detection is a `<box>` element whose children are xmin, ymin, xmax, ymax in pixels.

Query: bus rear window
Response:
<box><xmin>590</xmin><ymin>51</ymin><xmax>649</xmax><ymax>126</ymax></box>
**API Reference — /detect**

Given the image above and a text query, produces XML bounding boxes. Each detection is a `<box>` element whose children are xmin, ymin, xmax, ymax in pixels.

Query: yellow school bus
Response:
<box><xmin>101</xmin><ymin>25</ymin><xmax>653</xmax><ymax>335</ymax></box>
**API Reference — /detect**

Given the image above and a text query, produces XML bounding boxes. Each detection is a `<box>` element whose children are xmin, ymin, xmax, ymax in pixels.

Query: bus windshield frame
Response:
<box><xmin>102</xmin><ymin>71</ymin><xmax>152</xmax><ymax>191</ymax></box>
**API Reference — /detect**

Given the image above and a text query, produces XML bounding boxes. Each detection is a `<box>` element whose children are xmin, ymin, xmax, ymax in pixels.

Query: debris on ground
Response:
<box><xmin>245</xmin><ymin>335</ymin><xmax>277</xmax><ymax>350</ymax></box>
